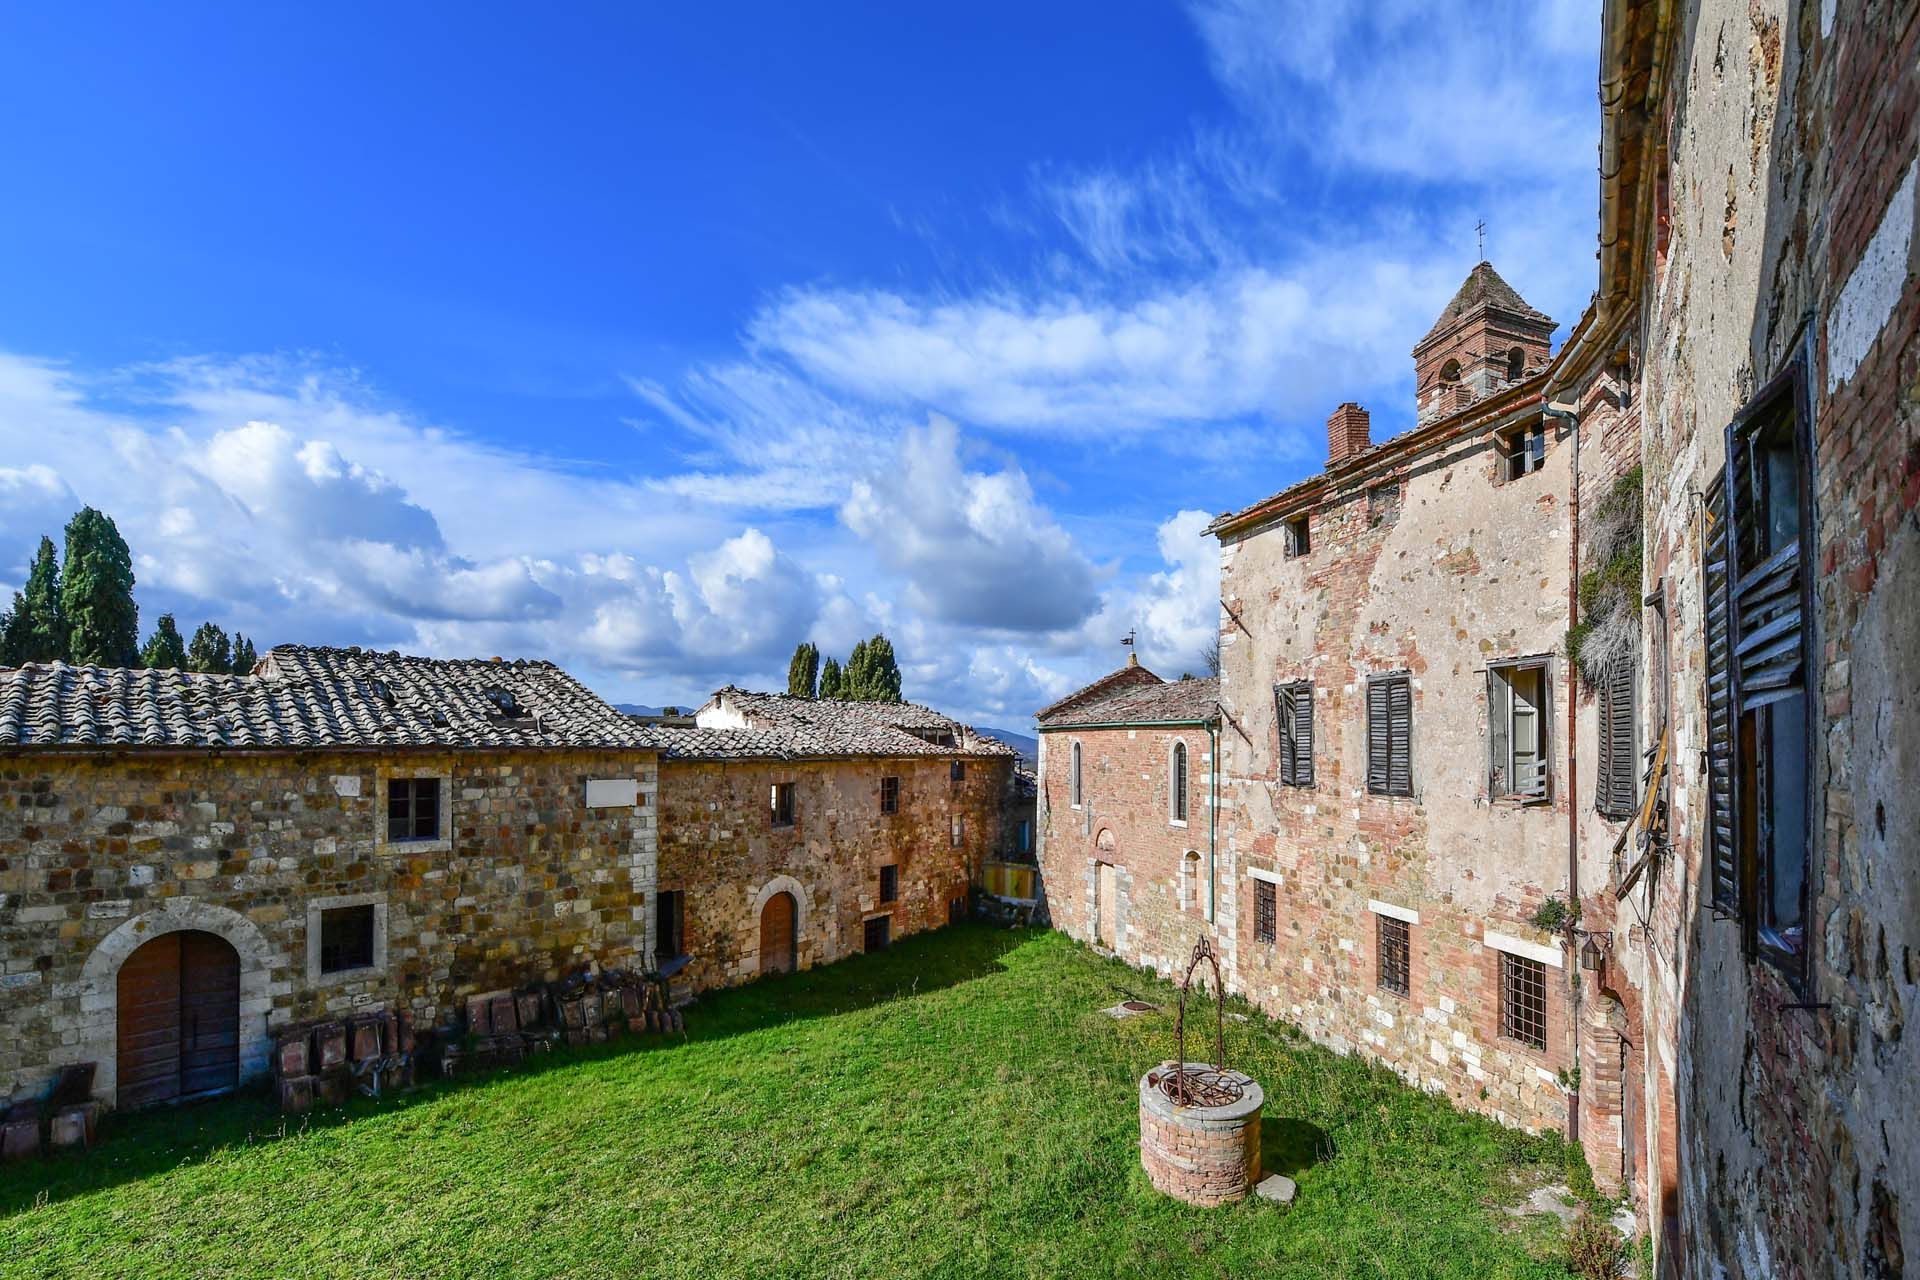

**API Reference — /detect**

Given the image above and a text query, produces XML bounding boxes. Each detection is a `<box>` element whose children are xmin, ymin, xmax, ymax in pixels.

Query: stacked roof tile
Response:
<box><xmin>657</xmin><ymin>687</ymin><xmax>1018</xmax><ymax>762</ymax></box>
<box><xmin>1036</xmin><ymin>667</ymin><xmax>1218</xmax><ymax>729</ymax></box>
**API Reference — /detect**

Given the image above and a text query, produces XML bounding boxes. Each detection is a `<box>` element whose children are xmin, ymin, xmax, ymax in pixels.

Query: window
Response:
<box><xmin>1487</xmin><ymin>659</ymin><xmax>1551</xmax><ymax>801</ymax></box>
<box><xmin>770</xmin><ymin>782</ymin><xmax>795</xmax><ymax>828</ymax></box>
<box><xmin>863</xmin><ymin>914</ymin><xmax>891</xmax><ymax>953</ymax></box>
<box><xmin>1275</xmin><ymin>681</ymin><xmax>1314</xmax><ymax>787</ymax></box>
<box><xmin>1377</xmin><ymin>914</ymin><xmax>1410</xmax><ymax>996</ymax></box>
<box><xmin>1284</xmin><ymin>514</ymin><xmax>1311</xmax><ymax>558</ymax></box>
<box><xmin>1596</xmin><ymin>649</ymin><xmax>1638</xmax><ymax>819</ymax></box>
<box><xmin>318</xmin><ymin>904</ymin><xmax>376</xmax><ymax>975</ymax></box>
<box><xmin>951</xmin><ymin>815</ymin><xmax>964</xmax><ymax>848</ymax></box>
<box><xmin>1254</xmin><ymin>878</ymin><xmax>1277</xmax><ymax>943</ymax></box>
<box><xmin>950</xmin><ymin>759</ymin><xmax>965</xmax><ymax>783</ymax></box>
<box><xmin>1704</xmin><ymin>359</ymin><xmax>1814</xmax><ymax>973</ymax></box>
<box><xmin>1017</xmin><ymin>819</ymin><xmax>1031</xmax><ymax>855</ymax></box>
<box><xmin>1365</xmin><ymin>674</ymin><xmax>1413</xmax><ymax>797</ymax></box>
<box><xmin>879</xmin><ymin>864</ymin><xmax>898</xmax><ymax>904</ymax></box>
<box><xmin>1504</xmin><ymin>424</ymin><xmax>1547</xmax><ymax>480</ymax></box>
<box><xmin>1507</xmin><ymin>346</ymin><xmax>1526</xmax><ymax>381</ymax></box>
<box><xmin>1439</xmin><ymin>358</ymin><xmax>1462</xmax><ymax>384</ymax></box>
<box><xmin>656</xmin><ymin>889</ymin><xmax>685</xmax><ymax>962</ymax></box>
<box><xmin>386</xmin><ymin>777</ymin><xmax>440</xmax><ymax>842</ymax></box>
<box><xmin>1499</xmin><ymin>951</ymin><xmax>1548</xmax><ymax>1050</ymax></box>
<box><xmin>880</xmin><ymin>776</ymin><xmax>900</xmax><ymax>814</ymax></box>
<box><xmin>1069</xmin><ymin>741</ymin><xmax>1084</xmax><ymax>807</ymax></box>
<box><xmin>1169</xmin><ymin>742</ymin><xmax>1189</xmax><ymax>824</ymax></box>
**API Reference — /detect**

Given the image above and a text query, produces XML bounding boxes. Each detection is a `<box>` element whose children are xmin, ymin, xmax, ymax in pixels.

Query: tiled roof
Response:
<box><xmin>1418</xmin><ymin>261</ymin><xmax>1553</xmax><ymax>346</ymax></box>
<box><xmin>1036</xmin><ymin>668</ymin><xmax>1219</xmax><ymax>728</ymax></box>
<box><xmin>659</xmin><ymin>688</ymin><xmax>1018</xmax><ymax>762</ymax></box>
<box><xmin>0</xmin><ymin>645</ymin><xmax>655</xmax><ymax>751</ymax></box>
<box><xmin>1033</xmin><ymin>660</ymin><xmax>1164</xmax><ymax>723</ymax></box>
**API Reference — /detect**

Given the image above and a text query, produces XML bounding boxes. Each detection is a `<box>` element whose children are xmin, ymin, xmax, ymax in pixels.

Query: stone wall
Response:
<box><xmin>1036</xmin><ymin>722</ymin><xmax>1219</xmax><ymax>975</ymax></box>
<box><xmin>655</xmin><ymin>754</ymin><xmax>1009</xmax><ymax>992</ymax></box>
<box><xmin>0</xmin><ymin>748</ymin><xmax>658</xmax><ymax>1106</ymax></box>
<box><xmin>1215</xmin><ymin>394</ymin><xmax>1579</xmax><ymax>1137</ymax></box>
<box><xmin>1630</xmin><ymin>0</ymin><xmax>1920</xmax><ymax>1273</ymax></box>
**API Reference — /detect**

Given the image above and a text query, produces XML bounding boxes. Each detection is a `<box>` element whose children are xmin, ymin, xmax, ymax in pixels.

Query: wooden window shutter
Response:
<box><xmin>1605</xmin><ymin>651</ymin><xmax>1637</xmax><ymax>818</ymax></box>
<box><xmin>1366</xmin><ymin>679</ymin><xmax>1391</xmax><ymax>793</ymax></box>
<box><xmin>1293</xmin><ymin>684</ymin><xmax>1315</xmax><ymax>787</ymax></box>
<box><xmin>1487</xmin><ymin>668</ymin><xmax>1510</xmax><ymax>795</ymax></box>
<box><xmin>1275</xmin><ymin>685</ymin><xmax>1296</xmax><ymax>786</ymax></box>
<box><xmin>1702</xmin><ymin>472</ymin><xmax>1740</xmax><ymax>914</ymax></box>
<box><xmin>1387</xmin><ymin>677</ymin><xmax>1412</xmax><ymax>796</ymax></box>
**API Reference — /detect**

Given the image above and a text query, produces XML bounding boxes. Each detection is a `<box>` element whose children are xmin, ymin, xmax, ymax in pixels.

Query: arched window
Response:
<box><xmin>1507</xmin><ymin>347</ymin><xmax>1526</xmax><ymax>381</ymax></box>
<box><xmin>1070</xmin><ymin>741</ymin><xmax>1084</xmax><ymax>808</ymax></box>
<box><xmin>1439</xmin><ymin>358</ymin><xmax>1462</xmax><ymax>384</ymax></box>
<box><xmin>1169</xmin><ymin>741</ymin><xmax>1189</xmax><ymax>823</ymax></box>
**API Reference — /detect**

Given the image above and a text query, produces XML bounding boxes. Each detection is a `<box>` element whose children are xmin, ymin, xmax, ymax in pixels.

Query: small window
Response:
<box><xmin>1017</xmin><ymin>819</ymin><xmax>1031</xmax><ymax>855</ymax></box>
<box><xmin>770</xmin><ymin>782</ymin><xmax>796</xmax><ymax>828</ymax></box>
<box><xmin>1069</xmin><ymin>741</ymin><xmax>1083</xmax><ymax>807</ymax></box>
<box><xmin>1365</xmin><ymin>674</ymin><xmax>1413</xmax><ymax>797</ymax></box>
<box><xmin>880</xmin><ymin>776</ymin><xmax>900</xmax><ymax>814</ymax></box>
<box><xmin>1504</xmin><ymin>424</ymin><xmax>1547</xmax><ymax>480</ymax></box>
<box><xmin>656</xmin><ymin>889</ymin><xmax>685</xmax><ymax>962</ymax></box>
<box><xmin>386</xmin><ymin>777</ymin><xmax>440</xmax><ymax>842</ymax></box>
<box><xmin>1499</xmin><ymin>951</ymin><xmax>1548</xmax><ymax>1050</ymax></box>
<box><xmin>1169</xmin><ymin>741</ymin><xmax>1189</xmax><ymax>824</ymax></box>
<box><xmin>879</xmin><ymin>864</ymin><xmax>898</xmax><ymax>903</ymax></box>
<box><xmin>950</xmin><ymin>759</ymin><xmax>965</xmax><ymax>783</ymax></box>
<box><xmin>1377</xmin><ymin>914</ymin><xmax>1410</xmax><ymax>996</ymax></box>
<box><xmin>863</xmin><ymin>914</ymin><xmax>891</xmax><ymax>953</ymax></box>
<box><xmin>1439</xmin><ymin>358</ymin><xmax>1462</xmax><ymax>384</ymax></box>
<box><xmin>1507</xmin><ymin>347</ymin><xmax>1526</xmax><ymax>381</ymax></box>
<box><xmin>1487</xmin><ymin>660</ymin><xmax>1551</xmax><ymax>801</ymax></box>
<box><xmin>1254</xmin><ymin>879</ymin><xmax>1277</xmax><ymax>943</ymax></box>
<box><xmin>319</xmin><ymin>904</ymin><xmax>376</xmax><ymax>975</ymax></box>
<box><xmin>951</xmin><ymin>815</ymin><xmax>963</xmax><ymax>848</ymax></box>
<box><xmin>1284</xmin><ymin>514</ymin><xmax>1311</xmax><ymax>558</ymax></box>
<box><xmin>1276</xmin><ymin>682</ymin><xmax>1314</xmax><ymax>787</ymax></box>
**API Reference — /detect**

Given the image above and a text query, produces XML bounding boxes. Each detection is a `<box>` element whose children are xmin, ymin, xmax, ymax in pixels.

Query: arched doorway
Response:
<box><xmin>759</xmin><ymin>891</ymin><xmax>797</xmax><ymax>975</ymax></box>
<box><xmin>116</xmin><ymin>930</ymin><xmax>240</xmax><ymax>1109</ymax></box>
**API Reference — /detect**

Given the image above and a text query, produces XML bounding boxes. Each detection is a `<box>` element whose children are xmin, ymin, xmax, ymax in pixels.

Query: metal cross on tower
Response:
<box><xmin>1476</xmin><ymin>219</ymin><xmax>1487</xmax><ymax>260</ymax></box>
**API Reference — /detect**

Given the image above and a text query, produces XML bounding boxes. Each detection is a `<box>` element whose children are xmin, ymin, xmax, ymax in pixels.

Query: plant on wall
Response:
<box><xmin>1567</xmin><ymin>465</ymin><xmax>1643</xmax><ymax>684</ymax></box>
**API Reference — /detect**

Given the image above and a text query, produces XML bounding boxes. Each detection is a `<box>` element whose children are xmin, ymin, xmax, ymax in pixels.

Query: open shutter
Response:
<box><xmin>1701</xmin><ymin>480</ymin><xmax>1737</xmax><ymax>912</ymax></box>
<box><xmin>1366</xmin><ymin>680</ymin><xmax>1390</xmax><ymax>792</ymax></box>
<box><xmin>1487</xmin><ymin>669</ymin><xmax>1510</xmax><ymax>796</ymax></box>
<box><xmin>1275</xmin><ymin>685</ymin><xmax>1296</xmax><ymax>786</ymax></box>
<box><xmin>1388</xmin><ymin>677</ymin><xmax>1413</xmax><ymax>796</ymax></box>
<box><xmin>1293</xmin><ymin>684</ymin><xmax>1315</xmax><ymax>787</ymax></box>
<box><xmin>1606</xmin><ymin>651</ymin><xmax>1637</xmax><ymax>816</ymax></box>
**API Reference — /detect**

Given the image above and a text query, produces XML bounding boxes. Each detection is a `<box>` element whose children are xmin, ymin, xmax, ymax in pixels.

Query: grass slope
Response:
<box><xmin>0</xmin><ymin>927</ymin><xmax>1581</xmax><ymax>1278</ymax></box>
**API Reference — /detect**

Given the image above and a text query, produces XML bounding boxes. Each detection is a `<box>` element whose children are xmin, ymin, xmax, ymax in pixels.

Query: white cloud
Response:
<box><xmin>841</xmin><ymin>416</ymin><xmax>1101</xmax><ymax>631</ymax></box>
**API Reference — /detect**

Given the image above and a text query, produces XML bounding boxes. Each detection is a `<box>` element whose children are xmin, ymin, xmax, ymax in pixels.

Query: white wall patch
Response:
<box><xmin>331</xmin><ymin>775</ymin><xmax>362</xmax><ymax>798</ymax></box>
<box><xmin>1368</xmin><ymin>898</ymin><xmax>1420</xmax><ymax>925</ymax></box>
<box><xmin>1484</xmin><ymin>928</ymin><xmax>1564</xmax><ymax>968</ymax></box>
<box><xmin>1828</xmin><ymin>161</ymin><xmax>1917</xmax><ymax>392</ymax></box>
<box><xmin>585</xmin><ymin>778</ymin><xmax>640</xmax><ymax>809</ymax></box>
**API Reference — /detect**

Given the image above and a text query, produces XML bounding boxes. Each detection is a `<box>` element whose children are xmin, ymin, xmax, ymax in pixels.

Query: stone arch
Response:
<box><xmin>78</xmin><ymin>899</ymin><xmax>280</xmax><ymax>1105</ymax></box>
<box><xmin>1095</xmin><ymin>827</ymin><xmax>1117</xmax><ymax>853</ymax></box>
<box><xmin>747</xmin><ymin>874</ymin><xmax>813</xmax><ymax>961</ymax></box>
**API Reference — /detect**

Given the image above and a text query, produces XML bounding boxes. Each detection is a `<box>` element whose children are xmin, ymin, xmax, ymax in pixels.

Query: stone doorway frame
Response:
<box><xmin>747</xmin><ymin>874</ymin><xmax>812</xmax><ymax>971</ymax></box>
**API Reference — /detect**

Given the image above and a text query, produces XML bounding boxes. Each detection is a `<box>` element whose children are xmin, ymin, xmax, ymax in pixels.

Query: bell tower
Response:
<box><xmin>1412</xmin><ymin>262</ymin><xmax>1555</xmax><ymax>425</ymax></box>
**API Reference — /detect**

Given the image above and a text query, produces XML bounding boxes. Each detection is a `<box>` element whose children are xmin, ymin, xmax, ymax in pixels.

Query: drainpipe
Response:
<box><xmin>1546</xmin><ymin>396</ymin><xmax>1582</xmax><ymax>1147</ymax></box>
<box><xmin>1207</xmin><ymin>720</ymin><xmax>1220</xmax><ymax>924</ymax></box>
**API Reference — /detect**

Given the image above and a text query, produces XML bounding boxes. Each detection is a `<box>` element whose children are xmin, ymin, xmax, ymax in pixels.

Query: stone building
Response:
<box><xmin>1033</xmin><ymin>661</ymin><xmax>1220</xmax><ymax>976</ymax></box>
<box><xmin>0</xmin><ymin>649</ymin><xmax>1014</xmax><ymax>1112</ymax></box>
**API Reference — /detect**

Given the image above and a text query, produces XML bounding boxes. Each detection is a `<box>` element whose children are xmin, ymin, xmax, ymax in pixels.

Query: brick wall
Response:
<box><xmin>0</xmin><ymin>748</ymin><xmax>658</xmax><ymax>1105</ymax></box>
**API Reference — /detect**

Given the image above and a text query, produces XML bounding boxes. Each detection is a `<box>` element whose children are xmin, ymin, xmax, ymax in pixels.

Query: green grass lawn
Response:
<box><xmin>1</xmin><ymin>926</ymin><xmax>1589</xmax><ymax>1278</ymax></box>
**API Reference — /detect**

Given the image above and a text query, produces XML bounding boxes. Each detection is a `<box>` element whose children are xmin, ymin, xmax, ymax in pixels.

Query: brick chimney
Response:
<box><xmin>1327</xmin><ymin>402</ymin><xmax>1371</xmax><ymax>467</ymax></box>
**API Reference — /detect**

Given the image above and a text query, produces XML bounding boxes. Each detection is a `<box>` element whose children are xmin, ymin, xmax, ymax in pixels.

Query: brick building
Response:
<box><xmin>1033</xmin><ymin>661</ymin><xmax>1220</xmax><ymax>976</ymax></box>
<box><xmin>0</xmin><ymin>648</ymin><xmax>1013</xmax><ymax>1112</ymax></box>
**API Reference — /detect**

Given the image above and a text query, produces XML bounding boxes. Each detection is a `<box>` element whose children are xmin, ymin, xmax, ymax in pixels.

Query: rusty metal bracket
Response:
<box><xmin>1155</xmin><ymin>936</ymin><xmax>1245</xmax><ymax>1107</ymax></box>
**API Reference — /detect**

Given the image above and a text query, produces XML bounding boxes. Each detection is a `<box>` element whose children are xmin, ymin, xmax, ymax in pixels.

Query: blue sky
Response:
<box><xmin>0</xmin><ymin>1</ymin><xmax>1599</xmax><ymax>724</ymax></box>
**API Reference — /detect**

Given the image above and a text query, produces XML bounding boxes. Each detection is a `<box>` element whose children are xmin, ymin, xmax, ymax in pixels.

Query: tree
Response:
<box><xmin>1203</xmin><ymin>633</ymin><xmax>1222</xmax><ymax>678</ymax></box>
<box><xmin>843</xmin><ymin>638</ymin><xmax>870</xmax><ymax>699</ymax></box>
<box><xmin>786</xmin><ymin>641</ymin><xmax>820</xmax><ymax>698</ymax></box>
<box><xmin>231</xmin><ymin>633</ymin><xmax>258</xmax><ymax>675</ymax></box>
<box><xmin>0</xmin><ymin>536</ymin><xmax>66</xmax><ymax>664</ymax></box>
<box><xmin>818</xmin><ymin>656</ymin><xmax>844</xmax><ymax>700</ymax></box>
<box><xmin>187</xmin><ymin>621</ymin><xmax>232</xmax><ymax>674</ymax></box>
<box><xmin>858</xmin><ymin>633</ymin><xmax>902</xmax><ymax>702</ymax></box>
<box><xmin>60</xmin><ymin>508</ymin><xmax>139</xmax><ymax>667</ymax></box>
<box><xmin>140</xmin><ymin>614</ymin><xmax>189</xmax><ymax>670</ymax></box>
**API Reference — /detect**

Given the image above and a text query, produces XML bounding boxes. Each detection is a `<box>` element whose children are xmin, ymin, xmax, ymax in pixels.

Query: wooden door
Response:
<box><xmin>117</xmin><ymin>931</ymin><xmax>239</xmax><ymax>1109</ymax></box>
<box><xmin>759</xmin><ymin>892</ymin><xmax>796</xmax><ymax>975</ymax></box>
<box><xmin>1096</xmin><ymin>862</ymin><xmax>1118</xmax><ymax>947</ymax></box>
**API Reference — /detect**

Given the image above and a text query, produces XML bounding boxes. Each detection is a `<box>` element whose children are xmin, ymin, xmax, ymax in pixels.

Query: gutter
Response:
<box><xmin>1544</xmin><ymin>396</ymin><xmax>1582</xmax><ymax>1148</ymax></box>
<box><xmin>1208</xmin><ymin>719</ymin><xmax>1220</xmax><ymax>924</ymax></box>
<box><xmin>1035</xmin><ymin>718</ymin><xmax>1217</xmax><ymax>733</ymax></box>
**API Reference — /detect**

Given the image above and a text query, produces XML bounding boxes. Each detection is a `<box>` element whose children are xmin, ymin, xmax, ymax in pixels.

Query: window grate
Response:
<box><xmin>1377</xmin><ymin>915</ymin><xmax>1410</xmax><ymax>996</ymax></box>
<box><xmin>879</xmin><ymin>864</ymin><xmax>898</xmax><ymax>904</ymax></box>
<box><xmin>1500</xmin><ymin>952</ymin><xmax>1547</xmax><ymax>1050</ymax></box>
<box><xmin>386</xmin><ymin>778</ymin><xmax>440</xmax><ymax>842</ymax></box>
<box><xmin>319</xmin><ymin>904</ymin><xmax>376</xmax><ymax>974</ymax></box>
<box><xmin>880</xmin><ymin>776</ymin><xmax>900</xmax><ymax>814</ymax></box>
<box><xmin>1254</xmin><ymin>880</ymin><xmax>1277</xmax><ymax>943</ymax></box>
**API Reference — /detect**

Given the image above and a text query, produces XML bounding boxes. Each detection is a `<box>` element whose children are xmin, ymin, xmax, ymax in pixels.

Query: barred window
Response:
<box><xmin>318</xmin><ymin>904</ymin><xmax>376</xmax><ymax>975</ymax></box>
<box><xmin>1254</xmin><ymin>879</ymin><xmax>1277</xmax><ymax>943</ymax></box>
<box><xmin>880</xmin><ymin>776</ymin><xmax>900</xmax><ymax>814</ymax></box>
<box><xmin>1377</xmin><ymin>915</ymin><xmax>1410</xmax><ymax>996</ymax></box>
<box><xmin>1499</xmin><ymin>951</ymin><xmax>1547</xmax><ymax>1051</ymax></box>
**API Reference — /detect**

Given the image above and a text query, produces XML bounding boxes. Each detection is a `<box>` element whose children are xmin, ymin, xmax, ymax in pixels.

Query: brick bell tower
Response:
<box><xmin>1412</xmin><ymin>261</ymin><xmax>1555</xmax><ymax>425</ymax></box>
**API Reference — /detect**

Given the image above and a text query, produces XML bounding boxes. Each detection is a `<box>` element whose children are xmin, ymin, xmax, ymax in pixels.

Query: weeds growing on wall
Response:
<box><xmin>1568</xmin><ymin>465</ymin><xmax>1644</xmax><ymax>684</ymax></box>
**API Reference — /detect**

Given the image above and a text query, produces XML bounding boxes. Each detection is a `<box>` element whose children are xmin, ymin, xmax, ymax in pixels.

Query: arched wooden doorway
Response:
<box><xmin>759</xmin><ymin>891</ymin><xmax>797</xmax><ymax>975</ymax></box>
<box><xmin>116</xmin><ymin>930</ymin><xmax>240</xmax><ymax>1109</ymax></box>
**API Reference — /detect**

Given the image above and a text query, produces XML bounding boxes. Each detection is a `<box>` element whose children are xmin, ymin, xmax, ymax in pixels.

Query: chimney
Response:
<box><xmin>1327</xmin><ymin>402</ymin><xmax>1371</xmax><ymax>467</ymax></box>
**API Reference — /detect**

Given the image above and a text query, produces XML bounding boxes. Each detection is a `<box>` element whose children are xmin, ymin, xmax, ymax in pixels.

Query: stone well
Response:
<box><xmin>1138</xmin><ymin>1060</ymin><xmax>1264</xmax><ymax>1206</ymax></box>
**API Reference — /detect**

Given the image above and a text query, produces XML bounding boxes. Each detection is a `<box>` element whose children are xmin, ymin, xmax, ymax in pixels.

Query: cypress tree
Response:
<box><xmin>187</xmin><ymin>621</ymin><xmax>232</xmax><ymax>674</ymax></box>
<box><xmin>0</xmin><ymin>536</ymin><xmax>66</xmax><ymax>664</ymax></box>
<box><xmin>60</xmin><ymin>509</ymin><xmax>139</xmax><ymax>667</ymax></box>
<box><xmin>231</xmin><ymin>634</ymin><xmax>258</xmax><ymax>675</ymax></box>
<box><xmin>140</xmin><ymin>614</ymin><xmax>189</xmax><ymax>670</ymax></box>
<box><xmin>844</xmin><ymin>639</ymin><xmax>871</xmax><ymax>700</ymax></box>
<box><xmin>786</xmin><ymin>641</ymin><xmax>820</xmax><ymax>698</ymax></box>
<box><xmin>863</xmin><ymin>633</ymin><xmax>903</xmax><ymax>703</ymax></box>
<box><xmin>818</xmin><ymin>656</ymin><xmax>844</xmax><ymax>700</ymax></box>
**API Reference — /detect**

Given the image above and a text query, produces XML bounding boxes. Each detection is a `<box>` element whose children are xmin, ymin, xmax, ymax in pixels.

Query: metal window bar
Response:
<box><xmin>1500</xmin><ymin>952</ymin><xmax>1547</xmax><ymax>1050</ymax></box>
<box><xmin>1254</xmin><ymin>880</ymin><xmax>1277</xmax><ymax>943</ymax></box>
<box><xmin>1377</xmin><ymin>915</ymin><xmax>1410</xmax><ymax>996</ymax></box>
